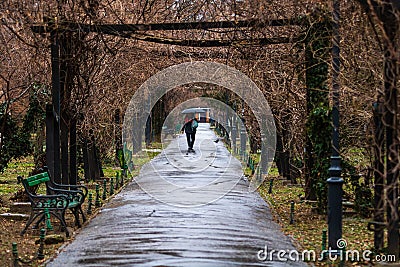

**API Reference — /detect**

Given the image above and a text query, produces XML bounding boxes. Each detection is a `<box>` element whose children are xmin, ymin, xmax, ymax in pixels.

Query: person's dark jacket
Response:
<box><xmin>181</xmin><ymin>119</ymin><xmax>196</xmax><ymax>134</ymax></box>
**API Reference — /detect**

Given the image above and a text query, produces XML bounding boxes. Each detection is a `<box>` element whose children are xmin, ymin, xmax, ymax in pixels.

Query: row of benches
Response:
<box><xmin>17</xmin><ymin>171</ymin><xmax>88</xmax><ymax>237</ymax></box>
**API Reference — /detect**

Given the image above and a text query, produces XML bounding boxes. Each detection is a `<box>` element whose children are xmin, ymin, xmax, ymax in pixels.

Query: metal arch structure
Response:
<box><xmin>32</xmin><ymin>16</ymin><xmax>308</xmax><ymax>185</ymax></box>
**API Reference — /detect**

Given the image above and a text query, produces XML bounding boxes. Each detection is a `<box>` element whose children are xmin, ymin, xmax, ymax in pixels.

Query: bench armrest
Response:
<box><xmin>47</xmin><ymin>185</ymin><xmax>86</xmax><ymax>204</ymax></box>
<box><xmin>39</xmin><ymin>167</ymin><xmax>88</xmax><ymax>198</ymax></box>
<box><xmin>49</xmin><ymin>181</ymin><xmax>88</xmax><ymax>198</ymax></box>
<box><xmin>30</xmin><ymin>194</ymin><xmax>69</xmax><ymax>210</ymax></box>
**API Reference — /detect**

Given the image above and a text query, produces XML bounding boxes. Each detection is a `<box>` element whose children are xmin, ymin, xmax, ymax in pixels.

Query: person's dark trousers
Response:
<box><xmin>186</xmin><ymin>132</ymin><xmax>196</xmax><ymax>149</ymax></box>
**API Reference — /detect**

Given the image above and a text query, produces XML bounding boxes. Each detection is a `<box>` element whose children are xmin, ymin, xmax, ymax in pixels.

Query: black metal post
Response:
<box><xmin>225</xmin><ymin>91</ymin><xmax>230</xmax><ymax>140</ymax></box>
<box><xmin>268</xmin><ymin>178</ymin><xmax>274</xmax><ymax>194</ymax></box>
<box><xmin>115</xmin><ymin>109</ymin><xmax>122</xmax><ymax>161</ymax></box>
<box><xmin>231</xmin><ymin>118</ymin><xmax>237</xmax><ymax>153</ymax></box>
<box><xmin>69</xmin><ymin>118</ymin><xmax>77</xmax><ymax>185</ymax></box>
<box><xmin>45</xmin><ymin>104</ymin><xmax>54</xmax><ymax>194</ymax></box>
<box><xmin>12</xmin><ymin>242</ymin><xmax>19</xmax><ymax>267</ymax></box>
<box><xmin>145</xmin><ymin>115</ymin><xmax>151</xmax><ymax>146</ymax></box>
<box><xmin>37</xmin><ymin>228</ymin><xmax>46</xmax><ymax>260</ymax></box>
<box><xmin>87</xmin><ymin>192</ymin><xmax>93</xmax><ymax>215</ymax></box>
<box><xmin>384</xmin><ymin>37</ymin><xmax>399</xmax><ymax>262</ymax></box>
<box><xmin>132</xmin><ymin>114</ymin><xmax>143</xmax><ymax>154</ymax></box>
<box><xmin>290</xmin><ymin>201</ymin><xmax>295</xmax><ymax>224</ymax></box>
<box><xmin>240</xmin><ymin>122</ymin><xmax>246</xmax><ymax>159</ymax></box>
<box><xmin>50</xmin><ymin>19</ymin><xmax>61</xmax><ymax>184</ymax></box>
<box><xmin>83</xmin><ymin>138</ymin><xmax>90</xmax><ymax>182</ymax></box>
<box><xmin>59</xmin><ymin>32</ymin><xmax>68</xmax><ymax>185</ymax></box>
<box><xmin>260</xmin><ymin>116</ymin><xmax>268</xmax><ymax>177</ymax></box>
<box><xmin>60</xmin><ymin>118</ymin><xmax>69</xmax><ymax>184</ymax></box>
<box><xmin>327</xmin><ymin>0</ymin><xmax>343</xmax><ymax>250</ymax></box>
<box><xmin>87</xmin><ymin>129</ymin><xmax>101</xmax><ymax>181</ymax></box>
<box><xmin>87</xmin><ymin>132</ymin><xmax>96</xmax><ymax>181</ymax></box>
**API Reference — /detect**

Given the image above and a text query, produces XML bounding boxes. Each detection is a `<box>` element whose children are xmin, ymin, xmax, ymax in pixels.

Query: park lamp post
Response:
<box><xmin>327</xmin><ymin>0</ymin><xmax>343</xmax><ymax>250</ymax></box>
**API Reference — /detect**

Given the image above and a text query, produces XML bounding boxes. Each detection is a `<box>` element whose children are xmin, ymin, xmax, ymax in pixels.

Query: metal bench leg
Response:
<box><xmin>71</xmin><ymin>207</ymin><xmax>81</xmax><ymax>228</ymax></box>
<box><xmin>52</xmin><ymin>211</ymin><xmax>70</xmax><ymax>237</ymax></box>
<box><xmin>79</xmin><ymin>206</ymin><xmax>86</xmax><ymax>222</ymax></box>
<box><xmin>32</xmin><ymin>214</ymin><xmax>45</xmax><ymax>229</ymax></box>
<box><xmin>20</xmin><ymin>211</ymin><xmax>42</xmax><ymax>236</ymax></box>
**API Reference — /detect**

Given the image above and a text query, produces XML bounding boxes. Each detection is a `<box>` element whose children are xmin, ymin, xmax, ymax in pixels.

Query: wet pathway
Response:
<box><xmin>47</xmin><ymin>124</ymin><xmax>306</xmax><ymax>266</ymax></box>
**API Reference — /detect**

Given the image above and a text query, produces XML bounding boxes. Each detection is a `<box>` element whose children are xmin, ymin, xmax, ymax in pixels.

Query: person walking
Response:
<box><xmin>181</xmin><ymin>117</ymin><xmax>199</xmax><ymax>152</ymax></box>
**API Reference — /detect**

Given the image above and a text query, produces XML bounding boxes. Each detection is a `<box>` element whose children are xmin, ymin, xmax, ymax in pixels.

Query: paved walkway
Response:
<box><xmin>47</xmin><ymin>124</ymin><xmax>305</xmax><ymax>266</ymax></box>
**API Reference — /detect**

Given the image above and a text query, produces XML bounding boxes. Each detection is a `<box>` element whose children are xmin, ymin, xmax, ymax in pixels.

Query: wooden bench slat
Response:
<box><xmin>25</xmin><ymin>173</ymin><xmax>50</xmax><ymax>187</ymax></box>
<box><xmin>26</xmin><ymin>177</ymin><xmax>50</xmax><ymax>187</ymax></box>
<box><xmin>26</xmin><ymin>172</ymin><xmax>49</xmax><ymax>181</ymax></box>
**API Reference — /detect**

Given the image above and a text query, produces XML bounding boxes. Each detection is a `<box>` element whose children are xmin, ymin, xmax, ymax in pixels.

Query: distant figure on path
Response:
<box><xmin>181</xmin><ymin>116</ymin><xmax>199</xmax><ymax>153</ymax></box>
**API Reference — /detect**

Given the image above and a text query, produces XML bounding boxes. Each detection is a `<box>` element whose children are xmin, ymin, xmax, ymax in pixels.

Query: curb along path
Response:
<box><xmin>47</xmin><ymin>124</ymin><xmax>306</xmax><ymax>266</ymax></box>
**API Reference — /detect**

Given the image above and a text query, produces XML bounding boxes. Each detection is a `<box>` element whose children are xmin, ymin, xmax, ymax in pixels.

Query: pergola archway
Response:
<box><xmin>31</xmin><ymin>9</ymin><xmax>350</xmax><ymax>252</ymax></box>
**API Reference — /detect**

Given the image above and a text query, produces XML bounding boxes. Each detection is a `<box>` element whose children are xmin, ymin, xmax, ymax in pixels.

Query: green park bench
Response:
<box><xmin>17</xmin><ymin>171</ymin><xmax>87</xmax><ymax>237</ymax></box>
